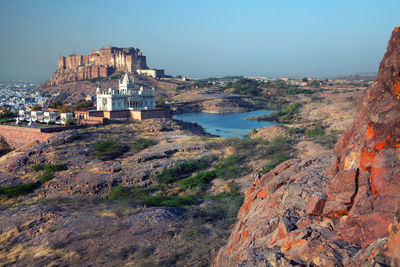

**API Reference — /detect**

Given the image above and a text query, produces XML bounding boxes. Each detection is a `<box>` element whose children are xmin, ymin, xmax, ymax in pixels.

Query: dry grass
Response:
<box><xmin>96</xmin><ymin>205</ymin><xmax>138</xmax><ymax>217</ymax></box>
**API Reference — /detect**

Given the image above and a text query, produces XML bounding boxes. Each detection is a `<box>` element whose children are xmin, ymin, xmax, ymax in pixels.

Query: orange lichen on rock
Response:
<box><xmin>325</xmin><ymin>208</ymin><xmax>348</xmax><ymax>218</ymax></box>
<box><xmin>256</xmin><ymin>188</ymin><xmax>268</xmax><ymax>199</ymax></box>
<box><xmin>238</xmin><ymin>194</ymin><xmax>257</xmax><ymax>217</ymax></box>
<box><xmin>359</xmin><ymin>150</ymin><xmax>376</xmax><ymax>171</ymax></box>
<box><xmin>394</xmin><ymin>79</ymin><xmax>400</xmax><ymax>97</ymax></box>
<box><xmin>281</xmin><ymin>238</ymin><xmax>307</xmax><ymax>254</ymax></box>
<box><xmin>376</xmin><ymin>140</ymin><xmax>386</xmax><ymax>150</ymax></box>
<box><xmin>365</xmin><ymin>124</ymin><xmax>375</xmax><ymax>139</ymax></box>
<box><xmin>242</xmin><ymin>230</ymin><xmax>249</xmax><ymax>241</ymax></box>
<box><xmin>370</xmin><ymin>166</ymin><xmax>386</xmax><ymax>196</ymax></box>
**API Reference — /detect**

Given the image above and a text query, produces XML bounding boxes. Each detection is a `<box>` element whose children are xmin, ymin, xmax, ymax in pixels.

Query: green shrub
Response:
<box><xmin>156</xmin><ymin>159</ymin><xmax>208</xmax><ymax>184</ymax></box>
<box><xmin>205</xmin><ymin>192</ymin><xmax>243</xmax><ymax>202</ymax></box>
<box><xmin>178</xmin><ymin>170</ymin><xmax>217</xmax><ymax>190</ymax></box>
<box><xmin>131</xmin><ymin>138</ymin><xmax>157</xmax><ymax>152</ymax></box>
<box><xmin>139</xmin><ymin>195</ymin><xmax>197</xmax><ymax>207</ymax></box>
<box><xmin>1</xmin><ymin>163</ymin><xmax>67</xmax><ymax>198</ymax></box>
<box><xmin>213</xmin><ymin>156</ymin><xmax>248</xmax><ymax>179</ymax></box>
<box><xmin>220</xmin><ymin>137</ymin><xmax>290</xmax><ymax>160</ymax></box>
<box><xmin>108</xmin><ymin>185</ymin><xmax>197</xmax><ymax>207</ymax></box>
<box><xmin>214</xmin><ymin>156</ymin><xmax>239</xmax><ymax>168</ymax></box>
<box><xmin>32</xmin><ymin>163</ymin><xmax>67</xmax><ymax>173</ymax></box>
<box><xmin>31</xmin><ymin>164</ymin><xmax>45</xmax><ymax>171</ymax></box>
<box><xmin>305</xmin><ymin>128</ymin><xmax>325</xmax><ymax>136</ymax></box>
<box><xmin>93</xmin><ymin>141</ymin><xmax>125</xmax><ymax>160</ymax></box>
<box><xmin>246</xmin><ymin>102</ymin><xmax>300</xmax><ymax>123</ymax></box>
<box><xmin>267</xmin><ymin>136</ymin><xmax>289</xmax><ymax>154</ymax></box>
<box><xmin>0</xmin><ymin>182</ymin><xmax>40</xmax><ymax>198</ymax></box>
<box><xmin>108</xmin><ymin>186</ymin><xmax>146</xmax><ymax>201</ymax></box>
<box><xmin>38</xmin><ymin>173</ymin><xmax>55</xmax><ymax>184</ymax></box>
<box><xmin>44</xmin><ymin>164</ymin><xmax>67</xmax><ymax>173</ymax></box>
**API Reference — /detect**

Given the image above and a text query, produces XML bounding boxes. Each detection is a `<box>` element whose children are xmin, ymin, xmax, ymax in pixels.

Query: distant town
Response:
<box><xmin>0</xmin><ymin>74</ymin><xmax>376</xmax><ymax>112</ymax></box>
<box><xmin>0</xmin><ymin>81</ymin><xmax>47</xmax><ymax>110</ymax></box>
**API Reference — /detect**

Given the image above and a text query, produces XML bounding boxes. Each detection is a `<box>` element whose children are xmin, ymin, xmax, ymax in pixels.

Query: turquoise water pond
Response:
<box><xmin>173</xmin><ymin>110</ymin><xmax>276</xmax><ymax>138</ymax></box>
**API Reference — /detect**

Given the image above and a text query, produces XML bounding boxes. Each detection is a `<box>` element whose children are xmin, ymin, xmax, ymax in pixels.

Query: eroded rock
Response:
<box><xmin>214</xmin><ymin>27</ymin><xmax>400</xmax><ymax>266</ymax></box>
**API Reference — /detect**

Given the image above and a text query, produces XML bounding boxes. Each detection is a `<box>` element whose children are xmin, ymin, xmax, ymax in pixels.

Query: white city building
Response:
<box><xmin>31</xmin><ymin>111</ymin><xmax>44</xmax><ymax>122</ymax></box>
<box><xmin>18</xmin><ymin>110</ymin><xmax>31</xmax><ymax>121</ymax></box>
<box><xmin>96</xmin><ymin>73</ymin><xmax>156</xmax><ymax>111</ymax></box>
<box><xmin>43</xmin><ymin>111</ymin><xmax>58</xmax><ymax>123</ymax></box>
<box><xmin>60</xmin><ymin>113</ymin><xmax>73</xmax><ymax>125</ymax></box>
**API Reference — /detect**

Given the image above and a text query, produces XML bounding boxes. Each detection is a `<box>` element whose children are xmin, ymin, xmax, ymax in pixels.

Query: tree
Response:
<box><xmin>64</xmin><ymin>117</ymin><xmax>73</xmax><ymax>126</ymax></box>
<box><xmin>57</xmin><ymin>104</ymin><xmax>72</xmax><ymax>113</ymax></box>
<box><xmin>75</xmin><ymin>99</ymin><xmax>92</xmax><ymax>110</ymax></box>
<box><xmin>311</xmin><ymin>80</ymin><xmax>321</xmax><ymax>88</ymax></box>
<box><xmin>48</xmin><ymin>100</ymin><xmax>63</xmax><ymax>109</ymax></box>
<box><xmin>302</xmin><ymin>77</ymin><xmax>308</xmax><ymax>83</ymax></box>
<box><xmin>32</xmin><ymin>104</ymin><xmax>42</xmax><ymax>111</ymax></box>
<box><xmin>156</xmin><ymin>95</ymin><xmax>166</xmax><ymax>107</ymax></box>
<box><xmin>0</xmin><ymin>108</ymin><xmax>15</xmax><ymax>118</ymax></box>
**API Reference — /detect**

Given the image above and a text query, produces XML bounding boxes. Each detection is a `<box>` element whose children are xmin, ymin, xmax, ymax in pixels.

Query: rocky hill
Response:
<box><xmin>46</xmin><ymin>46</ymin><xmax>148</xmax><ymax>86</ymax></box>
<box><xmin>214</xmin><ymin>27</ymin><xmax>400</xmax><ymax>266</ymax></box>
<box><xmin>37</xmin><ymin>73</ymin><xmax>186</xmax><ymax>104</ymax></box>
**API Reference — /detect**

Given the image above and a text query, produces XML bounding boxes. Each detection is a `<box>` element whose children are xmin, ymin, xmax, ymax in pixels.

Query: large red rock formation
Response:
<box><xmin>322</xmin><ymin>27</ymin><xmax>400</xmax><ymax>247</ymax></box>
<box><xmin>214</xmin><ymin>27</ymin><xmax>400</xmax><ymax>266</ymax></box>
<box><xmin>46</xmin><ymin>46</ymin><xmax>148</xmax><ymax>86</ymax></box>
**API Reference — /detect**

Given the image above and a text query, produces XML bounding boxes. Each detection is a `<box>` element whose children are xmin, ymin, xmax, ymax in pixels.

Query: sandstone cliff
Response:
<box><xmin>214</xmin><ymin>28</ymin><xmax>400</xmax><ymax>266</ymax></box>
<box><xmin>46</xmin><ymin>46</ymin><xmax>148</xmax><ymax>86</ymax></box>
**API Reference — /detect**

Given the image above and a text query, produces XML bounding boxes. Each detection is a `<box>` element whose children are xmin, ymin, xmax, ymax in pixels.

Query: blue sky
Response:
<box><xmin>0</xmin><ymin>0</ymin><xmax>399</xmax><ymax>81</ymax></box>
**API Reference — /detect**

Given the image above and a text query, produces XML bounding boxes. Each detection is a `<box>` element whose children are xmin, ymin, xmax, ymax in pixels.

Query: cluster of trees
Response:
<box><xmin>47</xmin><ymin>98</ymin><xmax>93</xmax><ymax>113</ymax></box>
<box><xmin>223</xmin><ymin>78</ymin><xmax>316</xmax><ymax>98</ymax></box>
<box><xmin>47</xmin><ymin>100</ymin><xmax>72</xmax><ymax>113</ymax></box>
<box><xmin>177</xmin><ymin>80</ymin><xmax>214</xmax><ymax>90</ymax></box>
<box><xmin>156</xmin><ymin>95</ymin><xmax>166</xmax><ymax>107</ymax></box>
<box><xmin>175</xmin><ymin>76</ymin><xmax>322</xmax><ymax>96</ymax></box>
<box><xmin>0</xmin><ymin>108</ymin><xmax>15</xmax><ymax>118</ymax></box>
<box><xmin>224</xmin><ymin>78</ymin><xmax>262</xmax><ymax>96</ymax></box>
<box><xmin>75</xmin><ymin>99</ymin><xmax>93</xmax><ymax>110</ymax></box>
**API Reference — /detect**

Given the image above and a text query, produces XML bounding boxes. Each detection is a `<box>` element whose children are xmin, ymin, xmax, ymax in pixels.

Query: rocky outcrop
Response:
<box><xmin>46</xmin><ymin>46</ymin><xmax>148</xmax><ymax>86</ymax></box>
<box><xmin>214</xmin><ymin>27</ymin><xmax>400</xmax><ymax>266</ymax></box>
<box><xmin>321</xmin><ymin>27</ymin><xmax>400</xmax><ymax>246</ymax></box>
<box><xmin>249</xmin><ymin>125</ymin><xmax>287</xmax><ymax>141</ymax></box>
<box><xmin>0</xmin><ymin>204</ymin><xmax>182</xmax><ymax>266</ymax></box>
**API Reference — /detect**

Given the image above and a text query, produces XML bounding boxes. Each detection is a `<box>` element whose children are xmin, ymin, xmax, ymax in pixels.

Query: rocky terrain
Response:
<box><xmin>0</xmin><ymin>117</ymin><xmax>266</xmax><ymax>266</ymax></box>
<box><xmin>170</xmin><ymin>89</ymin><xmax>270</xmax><ymax>114</ymax></box>
<box><xmin>214</xmin><ymin>27</ymin><xmax>400</xmax><ymax>266</ymax></box>
<box><xmin>3</xmin><ymin>27</ymin><xmax>398</xmax><ymax>267</ymax></box>
<box><xmin>37</xmin><ymin>74</ymin><xmax>186</xmax><ymax>104</ymax></box>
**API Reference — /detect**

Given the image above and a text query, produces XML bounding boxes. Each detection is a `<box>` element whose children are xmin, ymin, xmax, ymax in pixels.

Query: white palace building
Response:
<box><xmin>96</xmin><ymin>73</ymin><xmax>156</xmax><ymax>111</ymax></box>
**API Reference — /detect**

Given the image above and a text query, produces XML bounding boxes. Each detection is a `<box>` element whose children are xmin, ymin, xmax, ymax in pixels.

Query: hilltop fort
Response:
<box><xmin>45</xmin><ymin>46</ymin><xmax>165</xmax><ymax>86</ymax></box>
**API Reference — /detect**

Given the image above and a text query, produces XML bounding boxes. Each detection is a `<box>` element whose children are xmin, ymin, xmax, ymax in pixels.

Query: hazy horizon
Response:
<box><xmin>0</xmin><ymin>0</ymin><xmax>399</xmax><ymax>82</ymax></box>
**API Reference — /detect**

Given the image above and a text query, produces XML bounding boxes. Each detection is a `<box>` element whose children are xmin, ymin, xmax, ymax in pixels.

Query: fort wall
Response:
<box><xmin>0</xmin><ymin>125</ymin><xmax>56</xmax><ymax>149</ymax></box>
<box><xmin>0</xmin><ymin>124</ymin><xmax>104</xmax><ymax>149</ymax></box>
